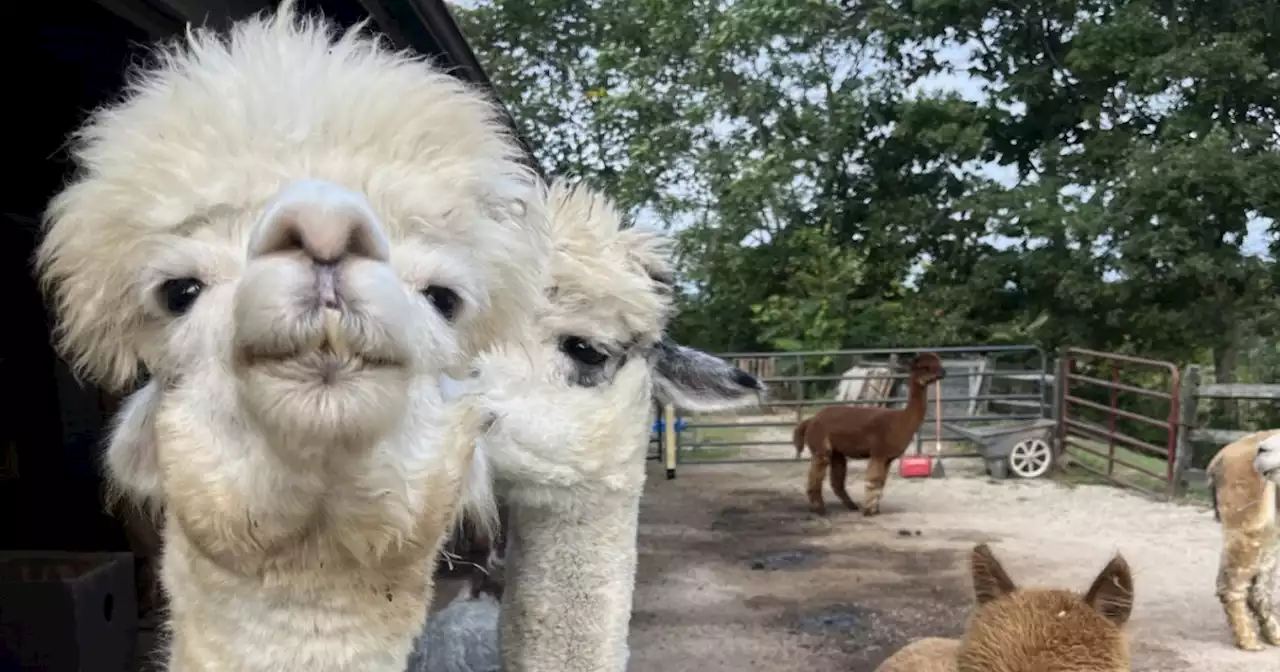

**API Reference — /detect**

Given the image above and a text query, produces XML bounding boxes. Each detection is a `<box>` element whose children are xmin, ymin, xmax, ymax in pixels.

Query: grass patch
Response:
<box><xmin>679</xmin><ymin>447</ymin><xmax>739</xmax><ymax>462</ymax></box>
<box><xmin>1055</xmin><ymin>437</ymin><xmax>1212</xmax><ymax>506</ymax></box>
<box><xmin>686</xmin><ymin>424</ymin><xmax>758</xmax><ymax>444</ymax></box>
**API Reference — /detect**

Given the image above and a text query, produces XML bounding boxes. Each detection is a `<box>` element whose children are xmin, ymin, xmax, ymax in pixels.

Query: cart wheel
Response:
<box><xmin>987</xmin><ymin>458</ymin><xmax>1009</xmax><ymax>480</ymax></box>
<box><xmin>1008</xmin><ymin>438</ymin><xmax>1054</xmax><ymax>479</ymax></box>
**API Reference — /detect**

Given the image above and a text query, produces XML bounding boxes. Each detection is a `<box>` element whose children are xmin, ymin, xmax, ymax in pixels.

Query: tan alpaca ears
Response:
<box><xmin>970</xmin><ymin>543</ymin><xmax>1017</xmax><ymax>604</ymax></box>
<box><xmin>970</xmin><ymin>544</ymin><xmax>1134</xmax><ymax>627</ymax></box>
<box><xmin>1082</xmin><ymin>554</ymin><xmax>1134</xmax><ymax>627</ymax></box>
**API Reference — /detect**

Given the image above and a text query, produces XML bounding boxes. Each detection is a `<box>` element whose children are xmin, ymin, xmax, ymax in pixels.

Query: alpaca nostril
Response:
<box><xmin>249</xmin><ymin>179</ymin><xmax>391</xmax><ymax>263</ymax></box>
<box><xmin>315</xmin><ymin>264</ymin><xmax>340</xmax><ymax>308</ymax></box>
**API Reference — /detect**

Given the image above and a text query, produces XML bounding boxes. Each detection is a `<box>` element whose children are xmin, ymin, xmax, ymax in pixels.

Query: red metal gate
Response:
<box><xmin>1057</xmin><ymin>348</ymin><xmax>1181</xmax><ymax>499</ymax></box>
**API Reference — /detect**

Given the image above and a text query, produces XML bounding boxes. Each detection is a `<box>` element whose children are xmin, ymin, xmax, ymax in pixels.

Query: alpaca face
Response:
<box><xmin>959</xmin><ymin>544</ymin><xmax>1133</xmax><ymax>671</ymax></box>
<box><xmin>1255</xmin><ymin>433</ymin><xmax>1280</xmax><ymax>485</ymax></box>
<box><xmin>908</xmin><ymin>353</ymin><xmax>946</xmax><ymax>385</ymax></box>
<box><xmin>467</xmin><ymin>180</ymin><xmax>763</xmax><ymax>491</ymax></box>
<box><xmin>38</xmin><ymin>9</ymin><xmax>544</xmax><ymax>503</ymax></box>
<box><xmin>471</xmin><ymin>329</ymin><xmax>762</xmax><ymax>491</ymax></box>
<box><xmin>116</xmin><ymin>178</ymin><xmax>499</xmax><ymax>446</ymax></box>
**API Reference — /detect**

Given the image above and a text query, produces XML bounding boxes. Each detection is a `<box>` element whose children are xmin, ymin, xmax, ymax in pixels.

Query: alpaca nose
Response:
<box><xmin>248</xmin><ymin>179</ymin><xmax>391</xmax><ymax>263</ymax></box>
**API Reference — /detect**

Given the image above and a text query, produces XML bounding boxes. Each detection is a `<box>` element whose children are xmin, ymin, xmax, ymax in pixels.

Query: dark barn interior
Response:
<box><xmin>1</xmin><ymin>1</ymin><xmax>524</xmax><ymax>661</ymax></box>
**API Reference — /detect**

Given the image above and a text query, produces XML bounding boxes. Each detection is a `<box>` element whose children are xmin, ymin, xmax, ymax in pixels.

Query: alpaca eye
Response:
<box><xmin>422</xmin><ymin>285</ymin><xmax>461</xmax><ymax>321</ymax></box>
<box><xmin>560</xmin><ymin>336</ymin><xmax>608</xmax><ymax>367</ymax></box>
<box><xmin>159</xmin><ymin>278</ymin><xmax>204</xmax><ymax>316</ymax></box>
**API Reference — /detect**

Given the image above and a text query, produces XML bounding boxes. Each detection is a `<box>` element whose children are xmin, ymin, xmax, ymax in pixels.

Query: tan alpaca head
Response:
<box><xmin>38</xmin><ymin>6</ymin><xmax>542</xmax><ymax>520</ymax></box>
<box><xmin>1254</xmin><ymin>432</ymin><xmax>1280</xmax><ymax>486</ymax></box>
<box><xmin>468</xmin><ymin>179</ymin><xmax>764</xmax><ymax>493</ymax></box>
<box><xmin>958</xmin><ymin>544</ymin><xmax>1134</xmax><ymax>672</ymax></box>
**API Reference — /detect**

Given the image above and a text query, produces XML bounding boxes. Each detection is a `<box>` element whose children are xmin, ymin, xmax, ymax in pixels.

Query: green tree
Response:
<box><xmin>874</xmin><ymin>0</ymin><xmax>1280</xmax><ymax>374</ymax></box>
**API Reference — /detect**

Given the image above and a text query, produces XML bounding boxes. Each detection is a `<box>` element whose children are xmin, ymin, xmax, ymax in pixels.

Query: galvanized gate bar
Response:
<box><xmin>666</xmin><ymin>344</ymin><xmax>1051</xmax><ymax>472</ymax></box>
<box><xmin>716</xmin><ymin>344</ymin><xmax>1047</xmax><ymax>358</ymax></box>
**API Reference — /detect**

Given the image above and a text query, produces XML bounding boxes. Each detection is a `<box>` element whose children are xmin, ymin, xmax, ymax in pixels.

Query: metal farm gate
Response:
<box><xmin>1055</xmin><ymin>348</ymin><xmax>1182</xmax><ymax>499</ymax></box>
<box><xmin>656</xmin><ymin>345</ymin><xmax>1052</xmax><ymax>477</ymax></box>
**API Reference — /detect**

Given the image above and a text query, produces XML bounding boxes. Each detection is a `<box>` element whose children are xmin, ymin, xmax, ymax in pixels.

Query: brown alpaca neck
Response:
<box><xmin>887</xmin><ymin>378</ymin><xmax>930</xmax><ymax>450</ymax></box>
<box><xmin>904</xmin><ymin>378</ymin><xmax>929</xmax><ymax>419</ymax></box>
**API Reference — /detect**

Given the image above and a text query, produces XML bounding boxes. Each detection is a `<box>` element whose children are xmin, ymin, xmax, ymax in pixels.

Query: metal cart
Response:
<box><xmin>941</xmin><ymin>418</ymin><xmax>1058</xmax><ymax>479</ymax></box>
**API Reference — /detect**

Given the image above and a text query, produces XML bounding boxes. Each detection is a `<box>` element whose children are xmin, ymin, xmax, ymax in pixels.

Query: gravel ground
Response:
<box><xmin>628</xmin><ymin>455</ymin><xmax>1280</xmax><ymax>672</ymax></box>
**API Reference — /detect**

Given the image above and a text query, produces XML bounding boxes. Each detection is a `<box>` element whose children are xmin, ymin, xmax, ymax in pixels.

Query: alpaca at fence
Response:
<box><xmin>874</xmin><ymin>543</ymin><xmax>1134</xmax><ymax>672</ymax></box>
<box><xmin>1207</xmin><ymin>429</ymin><xmax>1280</xmax><ymax>651</ymax></box>
<box><xmin>794</xmin><ymin>353</ymin><xmax>945</xmax><ymax>515</ymax></box>
<box><xmin>41</xmin><ymin>4</ymin><xmax>546</xmax><ymax>670</ymax></box>
<box><xmin>414</xmin><ymin>179</ymin><xmax>765</xmax><ymax>672</ymax></box>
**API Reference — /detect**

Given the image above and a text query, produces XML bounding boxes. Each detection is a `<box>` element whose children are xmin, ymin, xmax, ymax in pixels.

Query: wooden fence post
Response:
<box><xmin>1172</xmin><ymin>364</ymin><xmax>1201</xmax><ymax>496</ymax></box>
<box><xmin>1051</xmin><ymin>356</ymin><xmax>1065</xmax><ymax>459</ymax></box>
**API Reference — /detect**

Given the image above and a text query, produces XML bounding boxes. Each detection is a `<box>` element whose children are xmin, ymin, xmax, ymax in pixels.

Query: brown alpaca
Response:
<box><xmin>1206</xmin><ymin>429</ymin><xmax>1280</xmax><ymax>651</ymax></box>
<box><xmin>873</xmin><ymin>638</ymin><xmax>959</xmax><ymax>672</ymax></box>
<box><xmin>795</xmin><ymin>353</ymin><xmax>945</xmax><ymax>515</ymax></box>
<box><xmin>875</xmin><ymin>543</ymin><xmax>1134</xmax><ymax>672</ymax></box>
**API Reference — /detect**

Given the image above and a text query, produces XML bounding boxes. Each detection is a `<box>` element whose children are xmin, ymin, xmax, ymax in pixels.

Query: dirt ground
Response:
<box><xmin>627</xmin><ymin>456</ymin><xmax>1280</xmax><ymax>672</ymax></box>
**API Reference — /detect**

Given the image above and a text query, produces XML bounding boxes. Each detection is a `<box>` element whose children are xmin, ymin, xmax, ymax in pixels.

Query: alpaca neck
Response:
<box><xmin>903</xmin><ymin>379</ymin><xmax>929</xmax><ymax>421</ymax></box>
<box><xmin>889</xmin><ymin>379</ymin><xmax>930</xmax><ymax>447</ymax></box>
<box><xmin>500</xmin><ymin>479</ymin><xmax>643</xmax><ymax>672</ymax></box>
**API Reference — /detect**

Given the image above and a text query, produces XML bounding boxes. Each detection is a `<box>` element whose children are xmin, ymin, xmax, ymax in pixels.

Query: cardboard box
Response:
<box><xmin>0</xmin><ymin>552</ymin><xmax>137</xmax><ymax>672</ymax></box>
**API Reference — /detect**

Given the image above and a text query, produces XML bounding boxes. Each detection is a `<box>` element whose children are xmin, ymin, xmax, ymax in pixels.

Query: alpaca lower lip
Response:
<box><xmin>241</xmin><ymin>348</ymin><xmax>403</xmax><ymax>372</ymax></box>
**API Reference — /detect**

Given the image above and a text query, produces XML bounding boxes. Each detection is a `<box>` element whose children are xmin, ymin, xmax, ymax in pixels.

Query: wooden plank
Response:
<box><xmin>1190</xmin><ymin>428</ymin><xmax>1251</xmax><ymax>444</ymax></box>
<box><xmin>1195</xmin><ymin>383</ymin><xmax>1280</xmax><ymax>400</ymax></box>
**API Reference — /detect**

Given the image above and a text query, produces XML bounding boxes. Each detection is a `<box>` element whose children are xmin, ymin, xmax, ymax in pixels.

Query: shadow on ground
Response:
<box><xmin>630</xmin><ymin>468</ymin><xmax>977</xmax><ymax>672</ymax></box>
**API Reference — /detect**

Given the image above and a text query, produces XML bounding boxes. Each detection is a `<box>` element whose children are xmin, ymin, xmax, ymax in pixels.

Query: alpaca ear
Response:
<box><xmin>651</xmin><ymin>336</ymin><xmax>765</xmax><ymax>413</ymax></box>
<box><xmin>1083</xmin><ymin>554</ymin><xmax>1134</xmax><ymax>627</ymax></box>
<box><xmin>970</xmin><ymin>543</ymin><xmax>1017</xmax><ymax>605</ymax></box>
<box><xmin>103</xmin><ymin>378</ymin><xmax>164</xmax><ymax>513</ymax></box>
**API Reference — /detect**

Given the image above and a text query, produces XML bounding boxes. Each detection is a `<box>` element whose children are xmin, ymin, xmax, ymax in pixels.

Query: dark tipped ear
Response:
<box><xmin>651</xmin><ymin>336</ymin><xmax>765</xmax><ymax>413</ymax></box>
<box><xmin>970</xmin><ymin>543</ymin><xmax>1017</xmax><ymax>605</ymax></box>
<box><xmin>1083</xmin><ymin>554</ymin><xmax>1134</xmax><ymax>626</ymax></box>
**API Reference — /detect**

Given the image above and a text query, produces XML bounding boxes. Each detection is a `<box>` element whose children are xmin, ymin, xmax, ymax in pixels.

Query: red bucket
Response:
<box><xmin>899</xmin><ymin>455</ymin><xmax>934</xmax><ymax>478</ymax></box>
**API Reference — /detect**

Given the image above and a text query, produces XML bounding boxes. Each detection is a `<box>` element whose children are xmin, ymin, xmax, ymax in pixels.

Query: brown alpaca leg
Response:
<box><xmin>1218</xmin><ymin>543</ymin><xmax>1265</xmax><ymax>651</ymax></box>
<box><xmin>829</xmin><ymin>453</ymin><xmax>859</xmax><ymax>511</ymax></box>
<box><xmin>1248</xmin><ymin>540</ymin><xmax>1280</xmax><ymax>645</ymax></box>
<box><xmin>806</xmin><ymin>441</ymin><xmax>831</xmax><ymax>516</ymax></box>
<box><xmin>862</xmin><ymin>456</ymin><xmax>889</xmax><ymax>517</ymax></box>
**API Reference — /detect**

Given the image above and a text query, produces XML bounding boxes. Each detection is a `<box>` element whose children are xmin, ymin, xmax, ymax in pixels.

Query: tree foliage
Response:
<box><xmin>454</xmin><ymin>0</ymin><xmax>1279</xmax><ymax>426</ymax></box>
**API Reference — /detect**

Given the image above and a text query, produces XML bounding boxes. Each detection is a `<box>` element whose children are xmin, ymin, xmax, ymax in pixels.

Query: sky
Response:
<box><xmin>446</xmin><ymin>0</ymin><xmax>1273</xmax><ymax>259</ymax></box>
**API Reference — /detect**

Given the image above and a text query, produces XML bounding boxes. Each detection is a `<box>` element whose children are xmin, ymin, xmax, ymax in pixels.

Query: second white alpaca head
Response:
<box><xmin>38</xmin><ymin>8</ymin><xmax>541</xmax><ymax>521</ymax></box>
<box><xmin>1256</xmin><ymin>432</ymin><xmax>1280</xmax><ymax>485</ymax></box>
<box><xmin>471</xmin><ymin>179</ymin><xmax>764</xmax><ymax>495</ymax></box>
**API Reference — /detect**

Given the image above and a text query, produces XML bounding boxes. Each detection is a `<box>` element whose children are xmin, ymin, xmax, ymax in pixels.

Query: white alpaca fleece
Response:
<box><xmin>38</xmin><ymin>1</ymin><xmax>544</xmax><ymax>392</ymax></box>
<box><xmin>467</xmin><ymin>179</ymin><xmax>764</xmax><ymax>672</ymax></box>
<box><xmin>36</xmin><ymin>3</ymin><xmax>546</xmax><ymax>671</ymax></box>
<box><xmin>1256</xmin><ymin>432</ymin><xmax>1280</xmax><ymax>485</ymax></box>
<box><xmin>475</xmin><ymin>179</ymin><xmax>671</xmax><ymax>502</ymax></box>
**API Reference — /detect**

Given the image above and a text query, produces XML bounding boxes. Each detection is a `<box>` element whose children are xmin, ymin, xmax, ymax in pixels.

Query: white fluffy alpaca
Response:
<box><xmin>1255</xmin><ymin>432</ymin><xmax>1280</xmax><ymax>485</ymax></box>
<box><xmin>38</xmin><ymin>5</ymin><xmax>545</xmax><ymax>671</ymax></box>
<box><xmin>411</xmin><ymin>179</ymin><xmax>765</xmax><ymax>672</ymax></box>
